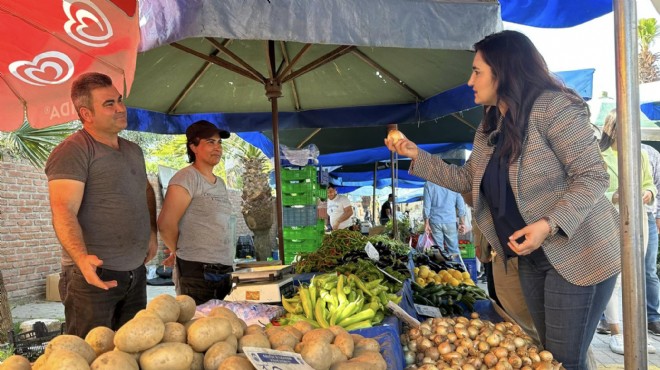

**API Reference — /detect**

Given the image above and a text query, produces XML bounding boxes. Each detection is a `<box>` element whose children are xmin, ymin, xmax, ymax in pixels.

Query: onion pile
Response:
<box><xmin>400</xmin><ymin>313</ymin><xmax>562</xmax><ymax>370</ymax></box>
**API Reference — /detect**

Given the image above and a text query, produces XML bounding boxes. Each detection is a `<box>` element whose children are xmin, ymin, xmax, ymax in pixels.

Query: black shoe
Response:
<box><xmin>649</xmin><ymin>321</ymin><xmax>660</xmax><ymax>336</ymax></box>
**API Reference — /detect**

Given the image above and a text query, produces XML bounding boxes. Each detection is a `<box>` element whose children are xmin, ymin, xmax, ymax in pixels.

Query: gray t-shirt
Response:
<box><xmin>45</xmin><ymin>129</ymin><xmax>150</xmax><ymax>271</ymax></box>
<box><xmin>170</xmin><ymin>166</ymin><xmax>234</xmax><ymax>266</ymax></box>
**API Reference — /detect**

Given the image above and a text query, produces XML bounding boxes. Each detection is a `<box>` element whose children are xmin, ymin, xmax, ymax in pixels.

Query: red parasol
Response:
<box><xmin>0</xmin><ymin>0</ymin><xmax>139</xmax><ymax>131</ymax></box>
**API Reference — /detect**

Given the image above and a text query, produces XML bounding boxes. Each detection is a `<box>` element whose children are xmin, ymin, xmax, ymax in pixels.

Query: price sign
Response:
<box><xmin>414</xmin><ymin>304</ymin><xmax>443</xmax><ymax>318</ymax></box>
<box><xmin>243</xmin><ymin>347</ymin><xmax>314</xmax><ymax>370</ymax></box>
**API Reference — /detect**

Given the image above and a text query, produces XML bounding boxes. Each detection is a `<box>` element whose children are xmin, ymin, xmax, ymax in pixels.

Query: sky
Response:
<box><xmin>504</xmin><ymin>0</ymin><xmax>660</xmax><ymax>99</ymax></box>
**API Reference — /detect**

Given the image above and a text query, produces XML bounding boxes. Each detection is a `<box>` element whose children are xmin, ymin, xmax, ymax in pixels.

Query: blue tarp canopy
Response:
<box><xmin>501</xmin><ymin>0</ymin><xmax>612</xmax><ymax>28</ymax></box>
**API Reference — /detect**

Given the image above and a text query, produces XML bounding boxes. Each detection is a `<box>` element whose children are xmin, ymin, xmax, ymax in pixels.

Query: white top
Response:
<box><xmin>327</xmin><ymin>194</ymin><xmax>353</xmax><ymax>230</ymax></box>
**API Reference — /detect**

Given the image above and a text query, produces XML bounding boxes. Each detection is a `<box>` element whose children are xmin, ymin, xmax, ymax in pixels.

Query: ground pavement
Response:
<box><xmin>8</xmin><ymin>285</ymin><xmax>660</xmax><ymax>368</ymax></box>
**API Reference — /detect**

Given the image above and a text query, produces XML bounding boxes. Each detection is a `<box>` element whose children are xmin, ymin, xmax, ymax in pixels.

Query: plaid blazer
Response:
<box><xmin>412</xmin><ymin>91</ymin><xmax>620</xmax><ymax>286</ymax></box>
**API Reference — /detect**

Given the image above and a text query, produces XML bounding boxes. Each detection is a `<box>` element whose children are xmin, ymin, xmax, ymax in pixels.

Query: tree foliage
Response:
<box><xmin>639</xmin><ymin>18</ymin><xmax>660</xmax><ymax>83</ymax></box>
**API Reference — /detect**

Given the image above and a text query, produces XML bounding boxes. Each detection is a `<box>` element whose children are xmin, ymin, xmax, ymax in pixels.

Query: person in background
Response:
<box><xmin>45</xmin><ymin>72</ymin><xmax>157</xmax><ymax>338</ymax></box>
<box><xmin>641</xmin><ymin>143</ymin><xmax>660</xmax><ymax>337</ymax></box>
<box><xmin>157</xmin><ymin>120</ymin><xmax>234</xmax><ymax>305</ymax></box>
<box><xmin>423</xmin><ymin>181</ymin><xmax>466</xmax><ymax>260</ymax></box>
<box><xmin>598</xmin><ymin>110</ymin><xmax>656</xmax><ymax>354</ymax></box>
<box><xmin>327</xmin><ymin>184</ymin><xmax>354</xmax><ymax>230</ymax></box>
<box><xmin>385</xmin><ymin>30</ymin><xmax>619</xmax><ymax>369</ymax></box>
<box><xmin>380</xmin><ymin>193</ymin><xmax>393</xmax><ymax>225</ymax></box>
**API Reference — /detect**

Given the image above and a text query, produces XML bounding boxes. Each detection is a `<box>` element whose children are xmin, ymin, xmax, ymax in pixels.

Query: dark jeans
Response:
<box><xmin>483</xmin><ymin>262</ymin><xmax>500</xmax><ymax>307</ymax></box>
<box><xmin>176</xmin><ymin>257</ymin><xmax>233</xmax><ymax>306</ymax></box>
<box><xmin>59</xmin><ymin>264</ymin><xmax>146</xmax><ymax>338</ymax></box>
<box><xmin>518</xmin><ymin>249</ymin><xmax>616</xmax><ymax>370</ymax></box>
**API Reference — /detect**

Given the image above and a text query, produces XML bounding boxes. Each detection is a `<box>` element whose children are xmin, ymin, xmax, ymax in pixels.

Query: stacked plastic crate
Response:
<box><xmin>281</xmin><ymin>166</ymin><xmax>328</xmax><ymax>264</ymax></box>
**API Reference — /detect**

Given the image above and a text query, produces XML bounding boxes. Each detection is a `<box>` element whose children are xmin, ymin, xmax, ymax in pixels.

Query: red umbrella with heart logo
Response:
<box><xmin>0</xmin><ymin>0</ymin><xmax>139</xmax><ymax>131</ymax></box>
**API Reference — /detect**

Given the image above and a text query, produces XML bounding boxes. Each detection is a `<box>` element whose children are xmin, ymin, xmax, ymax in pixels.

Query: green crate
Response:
<box><xmin>281</xmin><ymin>166</ymin><xmax>317</xmax><ymax>181</ymax></box>
<box><xmin>283</xmin><ymin>225</ymin><xmax>324</xmax><ymax>240</ymax></box>
<box><xmin>460</xmin><ymin>243</ymin><xmax>475</xmax><ymax>259</ymax></box>
<box><xmin>282</xmin><ymin>192</ymin><xmax>317</xmax><ymax>206</ymax></box>
<box><xmin>281</xmin><ymin>180</ymin><xmax>318</xmax><ymax>194</ymax></box>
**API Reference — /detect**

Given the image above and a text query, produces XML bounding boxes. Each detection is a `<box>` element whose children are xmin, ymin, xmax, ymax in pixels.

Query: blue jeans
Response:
<box><xmin>429</xmin><ymin>222</ymin><xmax>459</xmax><ymax>259</ymax></box>
<box><xmin>647</xmin><ymin>212</ymin><xmax>660</xmax><ymax>323</ymax></box>
<box><xmin>59</xmin><ymin>264</ymin><xmax>147</xmax><ymax>338</ymax></box>
<box><xmin>518</xmin><ymin>249</ymin><xmax>616</xmax><ymax>370</ymax></box>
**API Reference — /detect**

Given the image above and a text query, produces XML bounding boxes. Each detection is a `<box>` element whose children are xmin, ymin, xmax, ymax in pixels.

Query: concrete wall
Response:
<box><xmin>0</xmin><ymin>156</ymin><xmax>253</xmax><ymax>303</ymax></box>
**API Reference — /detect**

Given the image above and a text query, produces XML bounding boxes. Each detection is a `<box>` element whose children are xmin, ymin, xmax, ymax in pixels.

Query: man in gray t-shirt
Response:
<box><xmin>158</xmin><ymin>120</ymin><xmax>234</xmax><ymax>305</ymax></box>
<box><xmin>45</xmin><ymin>72</ymin><xmax>157</xmax><ymax>338</ymax></box>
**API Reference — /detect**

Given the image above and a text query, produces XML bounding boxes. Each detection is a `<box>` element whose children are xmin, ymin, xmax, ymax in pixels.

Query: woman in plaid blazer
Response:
<box><xmin>386</xmin><ymin>30</ymin><xmax>619</xmax><ymax>370</ymax></box>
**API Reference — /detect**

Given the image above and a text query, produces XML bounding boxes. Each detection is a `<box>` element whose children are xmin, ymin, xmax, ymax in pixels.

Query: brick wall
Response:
<box><xmin>0</xmin><ymin>156</ymin><xmax>253</xmax><ymax>303</ymax></box>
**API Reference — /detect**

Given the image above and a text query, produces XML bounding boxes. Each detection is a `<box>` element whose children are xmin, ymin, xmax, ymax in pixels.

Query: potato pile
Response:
<box><xmin>265</xmin><ymin>323</ymin><xmax>388</xmax><ymax>370</ymax></box>
<box><xmin>23</xmin><ymin>294</ymin><xmax>249</xmax><ymax>370</ymax></box>
<box><xmin>413</xmin><ymin>266</ymin><xmax>475</xmax><ymax>287</ymax></box>
<box><xmin>8</xmin><ymin>294</ymin><xmax>388</xmax><ymax>370</ymax></box>
<box><xmin>401</xmin><ymin>313</ymin><xmax>561</xmax><ymax>370</ymax></box>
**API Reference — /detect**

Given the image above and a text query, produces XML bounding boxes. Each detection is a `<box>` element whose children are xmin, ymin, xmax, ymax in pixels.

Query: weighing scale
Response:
<box><xmin>225</xmin><ymin>264</ymin><xmax>296</xmax><ymax>303</ymax></box>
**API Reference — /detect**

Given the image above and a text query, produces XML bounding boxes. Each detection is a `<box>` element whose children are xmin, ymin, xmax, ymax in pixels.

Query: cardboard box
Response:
<box><xmin>46</xmin><ymin>273</ymin><xmax>61</xmax><ymax>302</ymax></box>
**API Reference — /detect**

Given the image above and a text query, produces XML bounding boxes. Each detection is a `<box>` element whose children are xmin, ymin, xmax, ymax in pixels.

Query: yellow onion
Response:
<box><xmin>538</xmin><ymin>351</ymin><xmax>553</xmax><ymax>362</ymax></box>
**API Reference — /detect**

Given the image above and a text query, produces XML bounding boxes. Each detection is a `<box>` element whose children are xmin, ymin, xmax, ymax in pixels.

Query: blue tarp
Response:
<box><xmin>501</xmin><ymin>0</ymin><xmax>612</xmax><ymax>28</ymax></box>
<box><xmin>126</xmin><ymin>69</ymin><xmax>594</xmax><ymax>135</ymax></box>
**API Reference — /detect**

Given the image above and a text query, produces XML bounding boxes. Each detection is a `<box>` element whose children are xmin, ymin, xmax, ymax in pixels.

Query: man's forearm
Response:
<box><xmin>52</xmin><ymin>210</ymin><xmax>88</xmax><ymax>265</ymax></box>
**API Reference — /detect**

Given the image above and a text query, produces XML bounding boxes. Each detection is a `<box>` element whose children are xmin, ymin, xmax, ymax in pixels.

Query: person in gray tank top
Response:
<box><xmin>45</xmin><ymin>72</ymin><xmax>158</xmax><ymax>338</ymax></box>
<box><xmin>158</xmin><ymin>120</ymin><xmax>234</xmax><ymax>305</ymax></box>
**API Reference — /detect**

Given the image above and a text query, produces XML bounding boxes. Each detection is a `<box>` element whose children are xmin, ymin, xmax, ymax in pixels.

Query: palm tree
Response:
<box><xmin>0</xmin><ymin>121</ymin><xmax>78</xmax><ymax>168</ymax></box>
<box><xmin>638</xmin><ymin>18</ymin><xmax>660</xmax><ymax>83</ymax></box>
<box><xmin>236</xmin><ymin>144</ymin><xmax>274</xmax><ymax>261</ymax></box>
<box><xmin>0</xmin><ymin>120</ymin><xmax>76</xmax><ymax>342</ymax></box>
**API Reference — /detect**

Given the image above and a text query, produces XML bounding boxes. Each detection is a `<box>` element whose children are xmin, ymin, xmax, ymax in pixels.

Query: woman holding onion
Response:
<box><xmin>385</xmin><ymin>30</ymin><xmax>618</xmax><ymax>369</ymax></box>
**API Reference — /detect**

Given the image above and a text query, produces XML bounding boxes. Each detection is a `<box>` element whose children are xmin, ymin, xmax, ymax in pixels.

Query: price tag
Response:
<box><xmin>243</xmin><ymin>347</ymin><xmax>314</xmax><ymax>370</ymax></box>
<box><xmin>386</xmin><ymin>301</ymin><xmax>420</xmax><ymax>327</ymax></box>
<box><xmin>365</xmin><ymin>241</ymin><xmax>379</xmax><ymax>261</ymax></box>
<box><xmin>414</xmin><ymin>304</ymin><xmax>443</xmax><ymax>318</ymax></box>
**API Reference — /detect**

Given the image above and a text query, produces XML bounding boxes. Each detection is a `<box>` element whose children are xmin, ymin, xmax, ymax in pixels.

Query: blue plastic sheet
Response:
<box><xmin>352</xmin><ymin>316</ymin><xmax>405</xmax><ymax>370</ymax></box>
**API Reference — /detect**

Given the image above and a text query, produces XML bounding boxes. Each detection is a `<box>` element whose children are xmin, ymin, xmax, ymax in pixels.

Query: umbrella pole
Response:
<box><xmin>387</xmin><ymin>124</ymin><xmax>398</xmax><ymax>239</ymax></box>
<box><xmin>373</xmin><ymin>163</ymin><xmax>377</xmax><ymax>226</ymax></box>
<box><xmin>270</xmin><ymin>98</ymin><xmax>285</xmax><ymax>262</ymax></box>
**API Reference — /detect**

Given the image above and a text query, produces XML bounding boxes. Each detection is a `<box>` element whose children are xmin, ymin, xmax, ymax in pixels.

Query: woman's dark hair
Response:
<box><xmin>599</xmin><ymin>109</ymin><xmax>617</xmax><ymax>151</ymax></box>
<box><xmin>474</xmin><ymin>30</ymin><xmax>584</xmax><ymax>162</ymax></box>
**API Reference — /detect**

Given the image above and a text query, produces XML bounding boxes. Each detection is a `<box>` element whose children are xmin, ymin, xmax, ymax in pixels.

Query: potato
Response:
<box><xmin>187</xmin><ymin>317</ymin><xmax>232</xmax><ymax>352</ymax></box>
<box><xmin>176</xmin><ymin>295</ymin><xmax>197</xmax><ymax>323</ymax></box>
<box><xmin>333</xmin><ymin>332</ymin><xmax>354</xmax><ymax>359</ymax></box>
<box><xmin>264</xmin><ymin>325</ymin><xmax>284</xmax><ymax>338</ymax></box>
<box><xmin>330</xmin><ymin>361</ymin><xmax>371</xmax><ymax>370</ymax></box>
<box><xmin>162</xmin><ymin>322</ymin><xmax>187</xmax><ymax>343</ymax></box>
<box><xmin>282</xmin><ymin>325</ymin><xmax>303</xmax><ymax>341</ymax></box>
<box><xmin>328</xmin><ymin>325</ymin><xmax>349</xmax><ymax>337</ymax></box>
<box><xmin>302</xmin><ymin>328</ymin><xmax>335</xmax><ymax>344</ymax></box>
<box><xmin>45</xmin><ymin>334</ymin><xmax>96</xmax><ymax>364</ymax></box>
<box><xmin>225</xmin><ymin>335</ymin><xmax>239</xmax><ymax>351</ymax></box>
<box><xmin>292</xmin><ymin>321</ymin><xmax>314</xmax><ymax>335</ymax></box>
<box><xmin>184</xmin><ymin>317</ymin><xmax>199</xmax><ymax>332</ymax></box>
<box><xmin>42</xmin><ymin>349</ymin><xmax>89</xmax><ymax>370</ymax></box>
<box><xmin>204</xmin><ymin>341</ymin><xmax>237</xmax><ymax>370</ymax></box>
<box><xmin>300</xmin><ymin>341</ymin><xmax>333</xmax><ymax>370</ymax></box>
<box><xmin>139</xmin><ymin>342</ymin><xmax>193</xmax><ymax>370</ymax></box>
<box><xmin>227</xmin><ymin>317</ymin><xmax>246</xmax><ymax>338</ymax></box>
<box><xmin>244</xmin><ymin>324</ymin><xmax>264</xmax><ymax>335</ymax></box>
<box><xmin>386</xmin><ymin>129</ymin><xmax>405</xmax><ymax>145</ymax></box>
<box><xmin>113</xmin><ymin>347</ymin><xmax>141</xmax><ymax>362</ymax></box>
<box><xmin>349</xmin><ymin>351</ymin><xmax>386</xmax><ymax>370</ymax></box>
<box><xmin>147</xmin><ymin>294</ymin><xmax>180</xmax><ymax>323</ymax></box>
<box><xmin>329</xmin><ymin>344</ymin><xmax>348</xmax><ymax>365</ymax></box>
<box><xmin>350</xmin><ymin>334</ymin><xmax>364</xmax><ymax>343</ymax></box>
<box><xmin>269</xmin><ymin>331</ymin><xmax>298</xmax><ymax>349</ymax></box>
<box><xmin>238</xmin><ymin>333</ymin><xmax>271</xmax><ymax>352</ymax></box>
<box><xmin>134</xmin><ymin>309</ymin><xmax>161</xmax><ymax>320</ymax></box>
<box><xmin>114</xmin><ymin>315</ymin><xmax>165</xmax><ymax>353</ymax></box>
<box><xmin>274</xmin><ymin>345</ymin><xmax>295</xmax><ymax>353</ymax></box>
<box><xmin>0</xmin><ymin>355</ymin><xmax>31</xmax><ymax>370</ymax></box>
<box><xmin>209</xmin><ymin>306</ymin><xmax>238</xmax><ymax>320</ymax></box>
<box><xmin>85</xmin><ymin>326</ymin><xmax>115</xmax><ymax>357</ymax></box>
<box><xmin>190</xmin><ymin>352</ymin><xmax>204</xmax><ymax>370</ymax></box>
<box><xmin>90</xmin><ymin>351</ymin><xmax>138</xmax><ymax>370</ymax></box>
<box><xmin>218</xmin><ymin>355</ymin><xmax>255</xmax><ymax>370</ymax></box>
<box><xmin>353</xmin><ymin>338</ymin><xmax>379</xmax><ymax>357</ymax></box>
<box><xmin>294</xmin><ymin>341</ymin><xmax>305</xmax><ymax>353</ymax></box>
<box><xmin>32</xmin><ymin>353</ymin><xmax>49</xmax><ymax>370</ymax></box>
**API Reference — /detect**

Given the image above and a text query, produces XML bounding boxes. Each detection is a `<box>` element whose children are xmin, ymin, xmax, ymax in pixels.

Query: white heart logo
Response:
<box><xmin>9</xmin><ymin>51</ymin><xmax>75</xmax><ymax>86</ymax></box>
<box><xmin>63</xmin><ymin>0</ymin><xmax>113</xmax><ymax>48</ymax></box>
